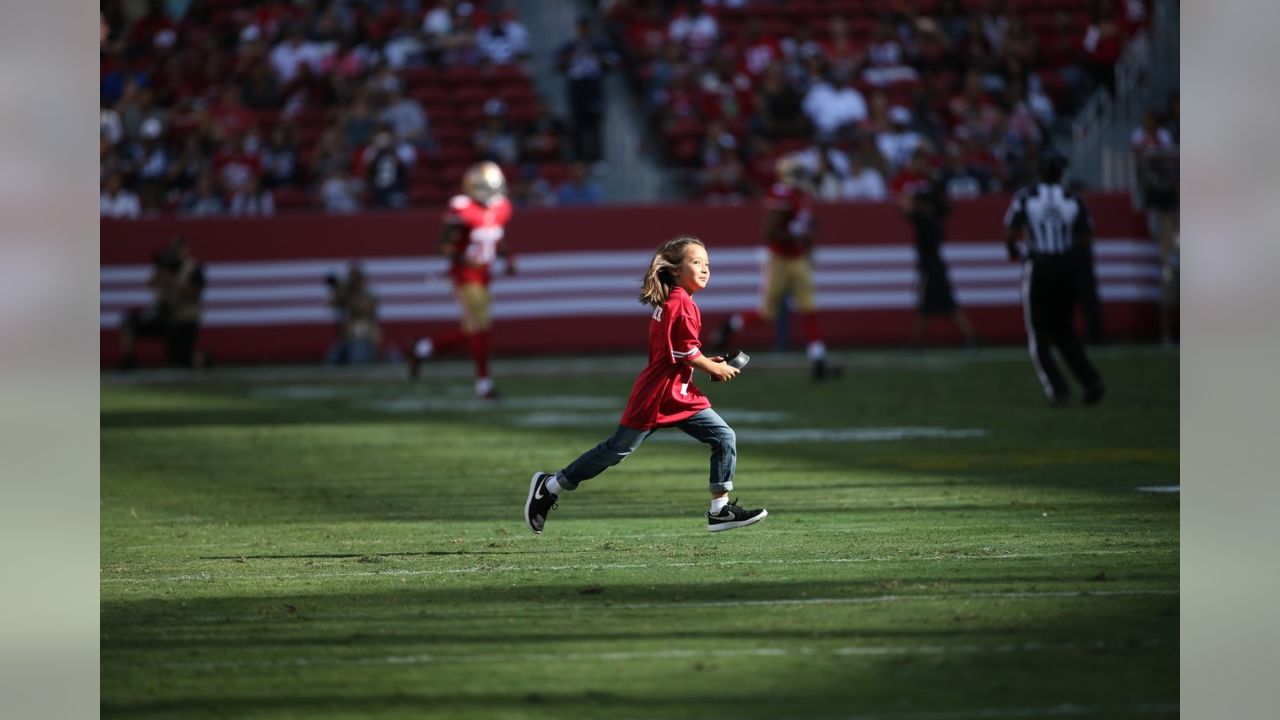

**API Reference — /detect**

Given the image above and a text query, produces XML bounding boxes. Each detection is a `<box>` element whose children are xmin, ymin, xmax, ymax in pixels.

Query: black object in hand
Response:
<box><xmin>725</xmin><ymin>350</ymin><xmax>750</xmax><ymax>369</ymax></box>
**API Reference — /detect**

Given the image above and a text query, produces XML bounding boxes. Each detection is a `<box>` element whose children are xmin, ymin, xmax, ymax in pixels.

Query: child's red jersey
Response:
<box><xmin>619</xmin><ymin>286</ymin><xmax>712</xmax><ymax>430</ymax></box>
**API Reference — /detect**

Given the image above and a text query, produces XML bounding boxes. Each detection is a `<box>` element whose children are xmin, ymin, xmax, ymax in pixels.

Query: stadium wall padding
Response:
<box><xmin>101</xmin><ymin>194</ymin><xmax>1158</xmax><ymax>364</ymax></box>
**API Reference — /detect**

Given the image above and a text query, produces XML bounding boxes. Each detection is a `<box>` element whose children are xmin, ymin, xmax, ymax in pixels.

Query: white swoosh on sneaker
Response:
<box><xmin>533</xmin><ymin>477</ymin><xmax>547</xmax><ymax>500</ymax></box>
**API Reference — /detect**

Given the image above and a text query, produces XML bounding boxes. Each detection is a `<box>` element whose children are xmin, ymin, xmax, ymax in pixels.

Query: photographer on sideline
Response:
<box><xmin>324</xmin><ymin>263</ymin><xmax>382</xmax><ymax>365</ymax></box>
<box><xmin>118</xmin><ymin>235</ymin><xmax>206</xmax><ymax>369</ymax></box>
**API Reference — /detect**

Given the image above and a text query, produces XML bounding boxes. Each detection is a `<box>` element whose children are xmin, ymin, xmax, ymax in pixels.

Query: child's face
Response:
<box><xmin>675</xmin><ymin>244</ymin><xmax>710</xmax><ymax>294</ymax></box>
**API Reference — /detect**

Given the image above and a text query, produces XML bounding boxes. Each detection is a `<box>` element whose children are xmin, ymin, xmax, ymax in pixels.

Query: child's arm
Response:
<box><xmin>686</xmin><ymin>353</ymin><xmax>740</xmax><ymax>382</ymax></box>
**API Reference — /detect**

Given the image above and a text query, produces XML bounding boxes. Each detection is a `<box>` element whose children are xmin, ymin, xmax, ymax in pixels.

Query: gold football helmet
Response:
<box><xmin>775</xmin><ymin>154</ymin><xmax>807</xmax><ymax>189</ymax></box>
<box><xmin>463</xmin><ymin>161</ymin><xmax>508</xmax><ymax>206</ymax></box>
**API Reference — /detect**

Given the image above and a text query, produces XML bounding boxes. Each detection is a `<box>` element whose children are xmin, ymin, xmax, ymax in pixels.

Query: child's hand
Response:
<box><xmin>707</xmin><ymin>358</ymin><xmax>740</xmax><ymax>382</ymax></box>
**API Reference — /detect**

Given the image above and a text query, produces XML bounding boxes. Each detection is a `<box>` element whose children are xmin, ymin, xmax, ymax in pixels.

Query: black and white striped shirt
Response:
<box><xmin>1004</xmin><ymin>183</ymin><xmax>1093</xmax><ymax>258</ymax></box>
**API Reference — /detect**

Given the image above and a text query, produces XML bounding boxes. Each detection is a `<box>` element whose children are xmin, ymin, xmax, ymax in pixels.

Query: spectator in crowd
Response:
<box><xmin>825</xmin><ymin>17</ymin><xmax>864</xmax><ymax>78</ymax></box>
<box><xmin>1081</xmin><ymin>0</ymin><xmax>1124</xmax><ymax>93</ymax></box>
<box><xmin>877</xmin><ymin>106</ymin><xmax>924</xmax><ymax>171</ymax></box>
<box><xmin>475</xmin><ymin>8</ymin><xmax>530</xmax><ymax>66</ymax></box>
<box><xmin>802</xmin><ymin>67</ymin><xmax>868</xmax><ymax>141</ymax></box>
<box><xmin>129</xmin><ymin>117</ymin><xmax>170</xmax><ymax>213</ymax></box>
<box><xmin>699</xmin><ymin>120</ymin><xmax>748</xmax><ymax>204</ymax></box>
<box><xmin>363</xmin><ymin>126</ymin><xmax>410</xmax><ymax>210</ymax></box>
<box><xmin>937</xmin><ymin>0</ymin><xmax>971</xmax><ymax>47</ymax></box>
<box><xmin>844</xmin><ymin>150</ymin><xmax>888</xmax><ymax>202</ymax></box>
<box><xmin>101</xmin><ymin>172</ymin><xmax>141</xmax><ymax>219</ymax></box>
<box><xmin>472</xmin><ymin>98</ymin><xmax>520</xmax><ymax>165</ymax></box>
<box><xmin>942</xmin><ymin>143</ymin><xmax>985</xmax><ymax>200</ymax></box>
<box><xmin>213</xmin><ymin>129</ymin><xmax>264</xmax><ymax>196</ymax></box>
<box><xmin>240</xmin><ymin>63</ymin><xmax>281</xmax><ymax>111</ymax></box>
<box><xmin>115</xmin><ymin>82</ymin><xmax>163</xmax><ymax>145</ymax></box>
<box><xmin>892</xmin><ymin>148</ymin><xmax>980</xmax><ymax>348</ymax></box>
<box><xmin>668</xmin><ymin>0</ymin><xmax>719</xmax><ymax>65</ymax></box>
<box><xmin>179</xmin><ymin>170</ymin><xmax>226</xmax><ymax>217</ymax></box>
<box><xmin>325</xmin><ymin>263</ymin><xmax>382</xmax><ymax>365</ymax></box>
<box><xmin>118</xmin><ymin>235</ymin><xmax>206</xmax><ymax>369</ymax></box>
<box><xmin>795</xmin><ymin>141</ymin><xmax>854</xmax><ymax>202</ymax></box>
<box><xmin>269</xmin><ymin>24</ymin><xmax>329</xmax><ymax>84</ymax></box>
<box><xmin>319</xmin><ymin>166</ymin><xmax>362</xmax><ymax>214</ymax></box>
<box><xmin>384</xmin><ymin>11</ymin><xmax>429</xmax><ymax>69</ymax></box>
<box><xmin>229</xmin><ymin>173</ymin><xmax>276</xmax><ymax>216</ymax></box>
<box><xmin>422</xmin><ymin>0</ymin><xmax>478</xmax><ymax>66</ymax></box>
<box><xmin>378</xmin><ymin>80</ymin><xmax>430</xmax><ymax>150</ymax></box>
<box><xmin>557</xmin><ymin>16</ymin><xmax>618</xmax><ymax>164</ymax></box>
<box><xmin>260</xmin><ymin>123</ymin><xmax>301</xmax><ymax>189</ymax></box>
<box><xmin>739</xmin><ymin>17</ymin><xmax>781</xmax><ymax>79</ymax></box>
<box><xmin>510</xmin><ymin>164</ymin><xmax>554</xmax><ymax>208</ymax></box>
<box><xmin>100</xmin><ymin>103</ymin><xmax>124</xmax><ymax>148</ymax></box>
<box><xmin>165</xmin><ymin>135</ymin><xmax>208</xmax><ymax>199</ymax></box>
<box><xmin>752</xmin><ymin>64</ymin><xmax>803</xmax><ymax>139</ymax></box>
<box><xmin>554</xmin><ymin>162</ymin><xmax>604</xmax><ymax>206</ymax></box>
<box><xmin>863</xmin><ymin>19</ymin><xmax>918</xmax><ymax>87</ymax></box>
<box><xmin>520</xmin><ymin>99</ymin><xmax>570</xmax><ymax>163</ymax></box>
<box><xmin>342</xmin><ymin>91</ymin><xmax>379</xmax><ymax>148</ymax></box>
<box><xmin>310</xmin><ymin>127</ymin><xmax>352</xmax><ymax>184</ymax></box>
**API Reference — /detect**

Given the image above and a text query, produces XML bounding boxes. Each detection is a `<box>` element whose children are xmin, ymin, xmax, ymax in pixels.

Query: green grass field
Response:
<box><xmin>101</xmin><ymin>346</ymin><xmax>1179</xmax><ymax>719</ymax></box>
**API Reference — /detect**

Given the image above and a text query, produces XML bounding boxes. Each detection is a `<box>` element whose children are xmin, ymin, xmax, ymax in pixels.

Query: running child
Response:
<box><xmin>524</xmin><ymin>235</ymin><xmax>769</xmax><ymax>534</ymax></box>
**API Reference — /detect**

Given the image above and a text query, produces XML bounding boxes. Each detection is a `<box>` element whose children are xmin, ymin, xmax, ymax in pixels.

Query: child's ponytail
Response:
<box><xmin>639</xmin><ymin>235</ymin><xmax>704</xmax><ymax>308</ymax></box>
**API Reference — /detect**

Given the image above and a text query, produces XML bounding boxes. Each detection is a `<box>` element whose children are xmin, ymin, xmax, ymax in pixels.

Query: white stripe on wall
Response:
<box><xmin>99</xmin><ymin>240</ymin><xmax>1161</xmax><ymax>329</ymax></box>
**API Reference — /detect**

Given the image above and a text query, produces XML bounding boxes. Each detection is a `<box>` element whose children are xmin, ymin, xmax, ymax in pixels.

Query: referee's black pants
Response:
<box><xmin>1023</xmin><ymin>257</ymin><xmax>1103</xmax><ymax>400</ymax></box>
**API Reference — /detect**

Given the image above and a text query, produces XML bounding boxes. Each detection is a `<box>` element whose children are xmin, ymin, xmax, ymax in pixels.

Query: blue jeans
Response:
<box><xmin>557</xmin><ymin>408</ymin><xmax>736</xmax><ymax>493</ymax></box>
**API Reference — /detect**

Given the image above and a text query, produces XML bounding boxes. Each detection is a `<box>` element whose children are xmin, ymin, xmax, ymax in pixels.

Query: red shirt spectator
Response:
<box><xmin>738</xmin><ymin>20</ymin><xmax>781</xmax><ymax>78</ymax></box>
<box><xmin>213</xmin><ymin>140</ymin><xmax>263</xmax><ymax>194</ymax></box>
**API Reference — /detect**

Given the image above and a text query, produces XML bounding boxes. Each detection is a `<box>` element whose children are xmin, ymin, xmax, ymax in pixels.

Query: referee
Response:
<box><xmin>1004</xmin><ymin>155</ymin><xmax>1106</xmax><ymax>406</ymax></box>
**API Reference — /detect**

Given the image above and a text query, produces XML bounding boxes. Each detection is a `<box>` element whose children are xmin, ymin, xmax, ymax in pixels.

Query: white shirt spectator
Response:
<box><xmin>1131</xmin><ymin>126</ymin><xmax>1175</xmax><ymax>153</ymax></box>
<box><xmin>320</xmin><ymin>174</ymin><xmax>362</xmax><ymax>214</ymax></box>
<box><xmin>476</xmin><ymin>20</ymin><xmax>530</xmax><ymax>65</ymax></box>
<box><xmin>845</xmin><ymin>166</ymin><xmax>888</xmax><ymax>201</ymax></box>
<box><xmin>863</xmin><ymin>39</ymin><xmax>919</xmax><ymax>86</ymax></box>
<box><xmin>100</xmin><ymin>189</ymin><xmax>141</xmax><ymax>219</ymax></box>
<box><xmin>101</xmin><ymin>108</ymin><xmax>124</xmax><ymax>146</ymax></box>
<box><xmin>383</xmin><ymin>32</ymin><xmax>424</xmax><ymax>69</ymax></box>
<box><xmin>802</xmin><ymin>81</ymin><xmax>868</xmax><ymax>138</ymax></box>
<box><xmin>669</xmin><ymin>13</ymin><xmax>718</xmax><ymax>61</ymax></box>
<box><xmin>229</xmin><ymin>189</ymin><xmax>276</xmax><ymax>216</ymax></box>
<box><xmin>423</xmin><ymin>3</ymin><xmax>473</xmax><ymax>37</ymax></box>
<box><xmin>795</xmin><ymin>145</ymin><xmax>852</xmax><ymax>177</ymax></box>
<box><xmin>380</xmin><ymin>97</ymin><xmax>429</xmax><ymax>143</ymax></box>
<box><xmin>876</xmin><ymin>129</ymin><xmax>922</xmax><ymax>170</ymax></box>
<box><xmin>270</xmin><ymin>39</ymin><xmax>332</xmax><ymax>83</ymax></box>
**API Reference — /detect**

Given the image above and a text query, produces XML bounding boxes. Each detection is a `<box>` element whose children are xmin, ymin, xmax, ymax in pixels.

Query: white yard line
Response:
<box><xmin>101</xmin><ymin>346</ymin><xmax>1175</xmax><ymax>385</ymax></box>
<box><xmin>102</xmin><ymin>551</ymin><xmax>1174</xmax><ymax>584</ymax></box>
<box><xmin>827</xmin><ymin>703</ymin><xmax>1179</xmax><ymax>720</ymax></box>
<box><xmin>143</xmin><ymin>638</ymin><xmax>1171</xmax><ymax>674</ymax></box>
<box><xmin>610</xmin><ymin>590</ymin><xmax>1177</xmax><ymax>611</ymax></box>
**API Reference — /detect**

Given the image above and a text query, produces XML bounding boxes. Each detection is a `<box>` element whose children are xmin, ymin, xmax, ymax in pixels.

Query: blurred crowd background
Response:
<box><xmin>99</xmin><ymin>0</ymin><xmax>1178</xmax><ymax>216</ymax></box>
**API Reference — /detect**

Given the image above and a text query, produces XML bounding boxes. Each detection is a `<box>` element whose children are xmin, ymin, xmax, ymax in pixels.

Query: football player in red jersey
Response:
<box><xmin>713</xmin><ymin>154</ymin><xmax>837</xmax><ymax>379</ymax></box>
<box><xmin>408</xmin><ymin>161</ymin><xmax>516</xmax><ymax>399</ymax></box>
<box><xmin>523</xmin><ymin>235</ymin><xmax>768</xmax><ymax>535</ymax></box>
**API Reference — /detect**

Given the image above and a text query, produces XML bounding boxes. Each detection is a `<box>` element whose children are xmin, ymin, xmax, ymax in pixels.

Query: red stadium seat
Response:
<box><xmin>273</xmin><ymin>186</ymin><xmax>311</xmax><ymax>211</ymax></box>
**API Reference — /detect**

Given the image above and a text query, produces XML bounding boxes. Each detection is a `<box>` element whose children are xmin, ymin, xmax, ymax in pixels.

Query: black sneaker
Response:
<box><xmin>406</xmin><ymin>348</ymin><xmax>421</xmax><ymax>380</ymax></box>
<box><xmin>706</xmin><ymin>499</ymin><xmax>768</xmax><ymax>533</ymax></box>
<box><xmin>524</xmin><ymin>472</ymin><xmax>558</xmax><ymax>534</ymax></box>
<box><xmin>811</xmin><ymin>358</ymin><xmax>843</xmax><ymax>381</ymax></box>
